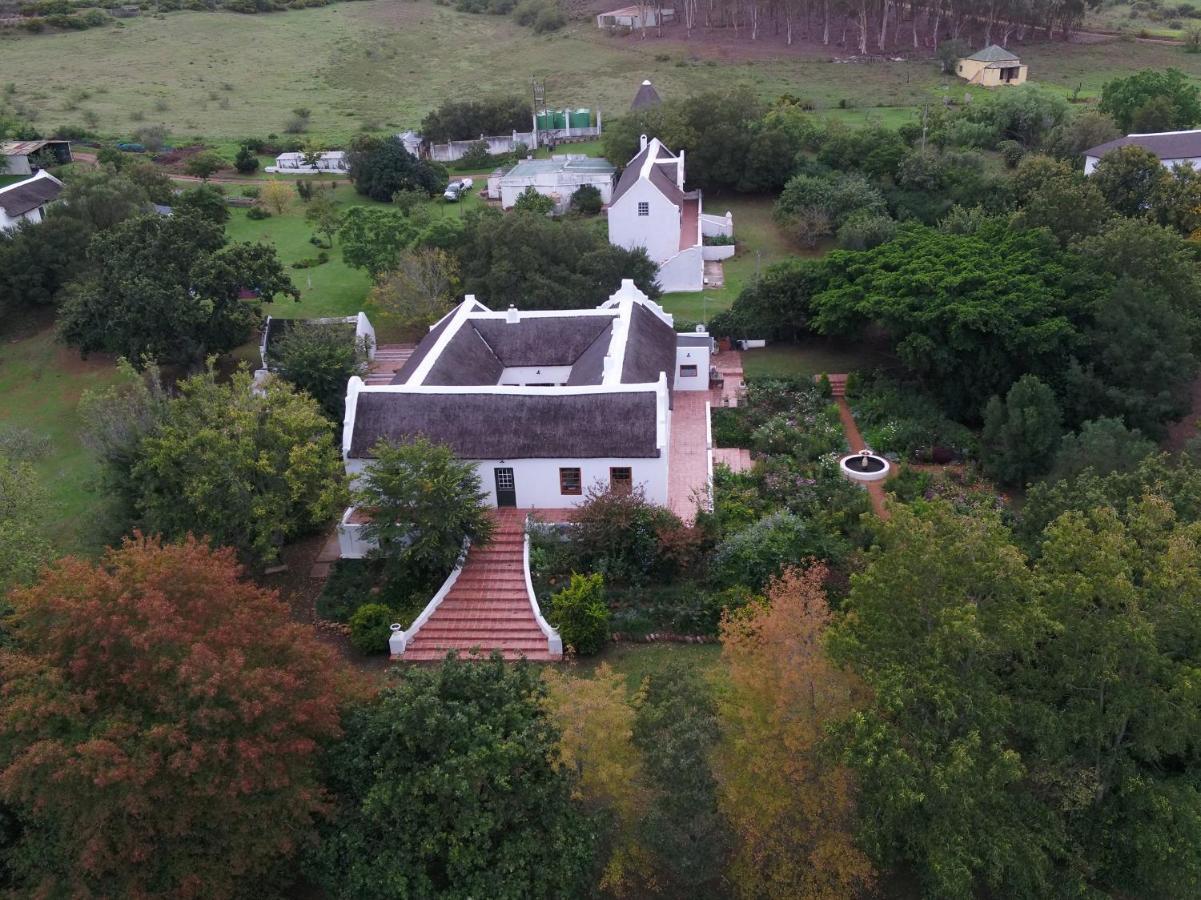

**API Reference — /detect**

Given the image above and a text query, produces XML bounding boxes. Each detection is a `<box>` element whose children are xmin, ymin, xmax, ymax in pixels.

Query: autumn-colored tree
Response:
<box><xmin>543</xmin><ymin>664</ymin><xmax>656</xmax><ymax>896</ymax></box>
<box><xmin>717</xmin><ymin>564</ymin><xmax>875</xmax><ymax>900</ymax></box>
<box><xmin>259</xmin><ymin>179</ymin><xmax>295</xmax><ymax>216</ymax></box>
<box><xmin>0</xmin><ymin>535</ymin><xmax>347</xmax><ymax>898</ymax></box>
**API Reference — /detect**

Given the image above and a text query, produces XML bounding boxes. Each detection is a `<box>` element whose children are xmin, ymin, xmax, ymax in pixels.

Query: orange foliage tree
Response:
<box><xmin>0</xmin><ymin>535</ymin><xmax>347</xmax><ymax>899</ymax></box>
<box><xmin>716</xmin><ymin>564</ymin><xmax>875</xmax><ymax>900</ymax></box>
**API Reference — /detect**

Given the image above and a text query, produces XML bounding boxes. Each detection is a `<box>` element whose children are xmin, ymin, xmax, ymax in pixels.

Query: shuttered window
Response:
<box><xmin>559</xmin><ymin>468</ymin><xmax>582</xmax><ymax>495</ymax></box>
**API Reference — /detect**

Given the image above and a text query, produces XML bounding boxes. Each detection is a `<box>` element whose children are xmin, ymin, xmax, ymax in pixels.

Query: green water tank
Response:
<box><xmin>570</xmin><ymin>108</ymin><xmax>591</xmax><ymax>129</ymax></box>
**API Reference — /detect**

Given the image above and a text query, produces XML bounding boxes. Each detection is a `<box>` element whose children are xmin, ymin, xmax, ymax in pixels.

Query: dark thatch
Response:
<box><xmin>471</xmin><ymin>316</ymin><xmax>614</xmax><ymax>367</ymax></box>
<box><xmin>631</xmin><ymin>80</ymin><xmax>662</xmax><ymax>110</ymax></box>
<box><xmin>621</xmin><ymin>303</ymin><xmax>677</xmax><ymax>406</ymax></box>
<box><xmin>0</xmin><ymin>175</ymin><xmax>62</xmax><ymax>217</ymax></box>
<box><xmin>423</xmin><ymin>324</ymin><xmax>504</xmax><ymax>386</ymax></box>
<box><xmin>1085</xmin><ymin>131</ymin><xmax>1201</xmax><ymax>162</ymax></box>
<box><xmin>349</xmin><ymin>391</ymin><xmax>662</xmax><ymax>459</ymax></box>
<box><xmin>566</xmin><ymin>324</ymin><xmax>614</xmax><ymax>386</ymax></box>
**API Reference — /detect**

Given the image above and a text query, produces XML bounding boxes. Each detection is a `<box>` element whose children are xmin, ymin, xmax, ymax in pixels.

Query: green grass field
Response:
<box><xmin>0</xmin><ymin>319</ymin><xmax>125</xmax><ymax>555</ymax></box>
<box><xmin>3</xmin><ymin>0</ymin><xmax>1201</xmax><ymax>143</ymax></box>
<box><xmin>741</xmin><ymin>338</ymin><xmax>897</xmax><ymax>379</ymax></box>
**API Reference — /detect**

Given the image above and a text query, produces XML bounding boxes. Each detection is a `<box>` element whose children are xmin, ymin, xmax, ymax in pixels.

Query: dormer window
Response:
<box><xmin>637</xmin><ymin>201</ymin><xmax>649</xmax><ymax>216</ymax></box>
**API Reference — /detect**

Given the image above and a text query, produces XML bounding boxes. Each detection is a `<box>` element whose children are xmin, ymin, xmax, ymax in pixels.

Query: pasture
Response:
<box><xmin>2</xmin><ymin>0</ymin><xmax>1201</xmax><ymax>142</ymax></box>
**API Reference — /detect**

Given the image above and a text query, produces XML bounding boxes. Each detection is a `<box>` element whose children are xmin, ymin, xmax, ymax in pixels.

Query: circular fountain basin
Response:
<box><xmin>839</xmin><ymin>450</ymin><xmax>890</xmax><ymax>483</ymax></box>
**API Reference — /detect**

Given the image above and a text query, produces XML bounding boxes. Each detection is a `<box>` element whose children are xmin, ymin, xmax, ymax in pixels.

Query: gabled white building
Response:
<box><xmin>607</xmin><ymin>136</ymin><xmax>733</xmax><ymax>294</ymax></box>
<box><xmin>0</xmin><ymin>170</ymin><xmax>64</xmax><ymax>232</ymax></box>
<box><xmin>1084</xmin><ymin>129</ymin><xmax>1201</xmax><ymax>175</ymax></box>
<box><xmin>338</xmin><ymin>281</ymin><xmax>713</xmax><ymax>556</ymax></box>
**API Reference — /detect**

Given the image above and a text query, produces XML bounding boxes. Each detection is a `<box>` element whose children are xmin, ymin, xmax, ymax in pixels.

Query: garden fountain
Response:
<box><xmin>839</xmin><ymin>449</ymin><xmax>890</xmax><ymax>483</ymax></box>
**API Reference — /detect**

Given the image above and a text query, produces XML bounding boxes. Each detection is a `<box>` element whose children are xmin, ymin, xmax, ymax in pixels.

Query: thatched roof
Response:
<box><xmin>472</xmin><ymin>316</ymin><xmax>614</xmax><ymax>366</ymax></box>
<box><xmin>565</xmin><ymin>324</ymin><xmax>614</xmax><ymax>386</ymax></box>
<box><xmin>0</xmin><ymin>173</ymin><xmax>62</xmax><ymax>217</ymax></box>
<box><xmin>1085</xmin><ymin>129</ymin><xmax>1201</xmax><ymax>161</ymax></box>
<box><xmin>622</xmin><ymin>302</ymin><xmax>677</xmax><ymax>404</ymax></box>
<box><xmin>424</xmin><ymin>324</ymin><xmax>504</xmax><ymax>386</ymax></box>
<box><xmin>349</xmin><ymin>390</ymin><xmax>662</xmax><ymax>459</ymax></box>
<box><xmin>611</xmin><ymin>139</ymin><xmax>685</xmax><ymax>207</ymax></box>
<box><xmin>631</xmin><ymin>80</ymin><xmax>662</xmax><ymax>110</ymax></box>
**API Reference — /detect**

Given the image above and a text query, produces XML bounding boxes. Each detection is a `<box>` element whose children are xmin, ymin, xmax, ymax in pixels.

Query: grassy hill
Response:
<box><xmin>3</xmin><ymin>1</ymin><xmax>1201</xmax><ymax>142</ymax></box>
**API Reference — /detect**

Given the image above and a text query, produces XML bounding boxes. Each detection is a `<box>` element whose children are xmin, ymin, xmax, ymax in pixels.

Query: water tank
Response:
<box><xmin>570</xmin><ymin>108</ymin><xmax>591</xmax><ymax>129</ymax></box>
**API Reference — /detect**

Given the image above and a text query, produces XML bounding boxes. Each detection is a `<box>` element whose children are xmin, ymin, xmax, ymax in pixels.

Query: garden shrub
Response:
<box><xmin>246</xmin><ymin>206</ymin><xmax>271</xmax><ymax>220</ymax></box>
<box><xmin>458</xmin><ymin>140</ymin><xmax>491</xmax><ymax>169</ymax></box>
<box><xmin>711</xmin><ymin>511</ymin><xmax>845</xmax><ymax>591</ymax></box>
<box><xmin>349</xmin><ymin>602</ymin><xmax>395</xmax><ymax>654</ymax></box>
<box><xmin>886</xmin><ymin>465</ymin><xmax>933</xmax><ymax>503</ymax></box>
<box><xmin>710</xmin><ymin>407</ymin><xmax>754</xmax><ymax>449</ymax></box>
<box><xmin>549</xmin><ymin>572</ymin><xmax>609</xmax><ymax>655</ymax></box>
<box><xmin>316</xmin><ymin>559</ymin><xmax>382</xmax><ymax>622</ymax></box>
<box><xmin>569</xmin><ymin>184</ymin><xmax>603</xmax><ymax>215</ymax></box>
<box><xmin>848</xmin><ymin>373</ymin><xmax>975</xmax><ymax>460</ymax></box>
<box><xmin>568</xmin><ymin>486</ymin><xmax>683</xmax><ymax>585</ymax></box>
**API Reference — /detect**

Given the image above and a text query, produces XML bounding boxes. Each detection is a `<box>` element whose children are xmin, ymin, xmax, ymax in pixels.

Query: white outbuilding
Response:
<box><xmin>1084</xmin><ymin>129</ymin><xmax>1201</xmax><ymax>175</ymax></box>
<box><xmin>489</xmin><ymin>155</ymin><xmax>617</xmax><ymax>212</ymax></box>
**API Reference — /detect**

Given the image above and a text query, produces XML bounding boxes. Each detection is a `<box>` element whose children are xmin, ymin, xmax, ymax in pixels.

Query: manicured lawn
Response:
<box><xmin>223</xmin><ymin>182</ymin><xmax>483</xmax><ymax>334</ymax></box>
<box><xmin>742</xmin><ymin>339</ymin><xmax>898</xmax><ymax>379</ymax></box>
<box><xmin>570</xmin><ymin>641</ymin><xmax>723</xmax><ymax>692</ymax></box>
<box><xmin>0</xmin><ymin>174</ymin><xmax>27</xmax><ymax>187</ymax></box>
<box><xmin>0</xmin><ymin>319</ymin><xmax>125</xmax><ymax>555</ymax></box>
<box><xmin>660</xmin><ymin>194</ymin><xmax>810</xmax><ymax>323</ymax></box>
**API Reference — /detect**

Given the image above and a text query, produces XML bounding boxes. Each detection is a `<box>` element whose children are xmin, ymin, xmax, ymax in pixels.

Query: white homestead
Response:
<box><xmin>1084</xmin><ymin>129</ymin><xmax>1201</xmax><ymax>175</ymax></box>
<box><xmin>490</xmin><ymin>155</ymin><xmax>617</xmax><ymax>212</ymax></box>
<box><xmin>0</xmin><ymin>170</ymin><xmax>64</xmax><ymax>232</ymax></box>
<box><xmin>339</xmin><ymin>281</ymin><xmax>713</xmax><ymax>555</ymax></box>
<box><xmin>607</xmin><ymin>136</ymin><xmax>734</xmax><ymax>294</ymax></box>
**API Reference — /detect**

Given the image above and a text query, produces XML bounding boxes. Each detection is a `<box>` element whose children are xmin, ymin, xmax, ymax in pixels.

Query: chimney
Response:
<box><xmin>677</xmin><ymin>149</ymin><xmax>685</xmax><ymax>191</ymax></box>
<box><xmin>506</xmin><ymin>305</ymin><xmax>519</xmax><ymax>324</ymax></box>
<box><xmin>639</xmin><ymin>133</ymin><xmax>648</xmax><ymax>152</ymax></box>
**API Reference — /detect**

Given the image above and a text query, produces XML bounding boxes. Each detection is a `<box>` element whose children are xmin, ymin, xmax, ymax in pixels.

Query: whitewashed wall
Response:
<box><xmin>675</xmin><ymin>342</ymin><xmax>710</xmax><ymax>391</ymax></box>
<box><xmin>1084</xmin><ymin>153</ymin><xmax>1201</xmax><ymax>176</ymax></box>
<box><xmin>472</xmin><ymin>455</ymin><xmax>669</xmax><ymax>508</ymax></box>
<box><xmin>608</xmin><ymin>178</ymin><xmax>681</xmax><ymax>265</ymax></box>
<box><xmin>656</xmin><ymin>245</ymin><xmax>704</xmax><ymax>293</ymax></box>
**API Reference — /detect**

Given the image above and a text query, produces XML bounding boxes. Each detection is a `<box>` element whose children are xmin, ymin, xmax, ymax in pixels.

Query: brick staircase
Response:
<box><xmin>401</xmin><ymin>509</ymin><xmax>560</xmax><ymax>662</ymax></box>
<box><xmin>826</xmin><ymin>373</ymin><xmax>848</xmax><ymax>398</ymax></box>
<box><xmin>365</xmin><ymin>344</ymin><xmax>414</xmax><ymax>385</ymax></box>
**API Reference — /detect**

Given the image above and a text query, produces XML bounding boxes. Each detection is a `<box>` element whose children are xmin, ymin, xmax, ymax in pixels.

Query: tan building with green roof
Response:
<box><xmin>956</xmin><ymin>45</ymin><xmax>1028</xmax><ymax>87</ymax></box>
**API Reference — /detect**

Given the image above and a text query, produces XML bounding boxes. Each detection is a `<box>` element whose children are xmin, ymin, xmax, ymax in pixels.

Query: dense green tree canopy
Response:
<box><xmin>271</xmin><ymin>323</ymin><xmax>370</xmax><ymax>422</ymax></box>
<box><xmin>419</xmin><ymin>95</ymin><xmax>530</xmax><ymax>143</ymax></box>
<box><xmin>454</xmin><ymin>209</ymin><xmax>660</xmax><ymax>309</ymax></box>
<box><xmin>347</xmin><ymin>135</ymin><xmax>448</xmax><ymax>202</ymax></box>
<box><xmin>58</xmin><ymin>212</ymin><xmax>298</xmax><ymax>367</ymax></box>
<box><xmin>809</xmin><ymin>221</ymin><xmax>1096</xmax><ymax>420</ymax></box>
<box><xmin>129</xmin><ymin>368</ymin><xmax>347</xmax><ymax>564</ymax></box>
<box><xmin>312</xmin><ymin>655</ymin><xmax>594</xmax><ymax>899</ymax></box>
<box><xmin>981</xmin><ymin>374</ymin><xmax>1063</xmax><ymax>486</ymax></box>
<box><xmin>1100</xmin><ymin>68</ymin><xmax>1201</xmax><ymax>133</ymax></box>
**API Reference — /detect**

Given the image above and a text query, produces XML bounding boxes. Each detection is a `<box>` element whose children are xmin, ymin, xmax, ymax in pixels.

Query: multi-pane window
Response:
<box><xmin>637</xmin><ymin>201</ymin><xmax>649</xmax><ymax>216</ymax></box>
<box><xmin>559</xmin><ymin>467</ymin><xmax>582</xmax><ymax>495</ymax></box>
<box><xmin>610</xmin><ymin>467</ymin><xmax>633</xmax><ymax>494</ymax></box>
<box><xmin>679</xmin><ymin>364</ymin><xmax>698</xmax><ymax>378</ymax></box>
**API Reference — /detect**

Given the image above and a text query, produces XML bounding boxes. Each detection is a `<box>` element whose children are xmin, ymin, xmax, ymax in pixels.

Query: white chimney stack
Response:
<box><xmin>506</xmin><ymin>305</ymin><xmax>519</xmax><ymax>324</ymax></box>
<box><xmin>677</xmin><ymin>149</ymin><xmax>685</xmax><ymax>190</ymax></box>
<box><xmin>639</xmin><ymin>133</ymin><xmax>648</xmax><ymax>152</ymax></box>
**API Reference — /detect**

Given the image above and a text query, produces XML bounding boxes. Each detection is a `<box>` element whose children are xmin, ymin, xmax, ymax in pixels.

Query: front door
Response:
<box><xmin>494</xmin><ymin>467</ymin><xmax>516</xmax><ymax>507</ymax></box>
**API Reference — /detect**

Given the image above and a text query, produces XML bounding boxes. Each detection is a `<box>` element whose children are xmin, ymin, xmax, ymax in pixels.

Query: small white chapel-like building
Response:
<box><xmin>607</xmin><ymin>136</ymin><xmax>733</xmax><ymax>293</ymax></box>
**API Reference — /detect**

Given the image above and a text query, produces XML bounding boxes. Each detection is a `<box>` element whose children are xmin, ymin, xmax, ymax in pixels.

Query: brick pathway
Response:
<box><xmin>828</xmin><ymin>374</ymin><xmax>890</xmax><ymax>520</ymax></box>
<box><xmin>713</xmin><ymin>446</ymin><xmax>752</xmax><ymax>473</ymax></box>
<box><xmin>401</xmin><ymin>508</ymin><xmax>559</xmax><ymax>663</ymax></box>
<box><xmin>669</xmin><ymin>392</ymin><xmax>712</xmax><ymax>523</ymax></box>
<box><xmin>711</xmin><ymin>349</ymin><xmax>744</xmax><ymax>408</ymax></box>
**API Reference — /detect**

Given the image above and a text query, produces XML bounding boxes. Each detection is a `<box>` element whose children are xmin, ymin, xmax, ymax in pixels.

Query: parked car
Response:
<box><xmin>443</xmin><ymin>177</ymin><xmax>474</xmax><ymax>201</ymax></box>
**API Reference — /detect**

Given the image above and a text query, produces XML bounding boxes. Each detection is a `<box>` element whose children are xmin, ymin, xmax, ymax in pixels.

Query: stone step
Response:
<box><xmin>435</xmin><ymin>602</ymin><xmax>534</xmax><ymax>614</ymax></box>
<box><xmin>417</xmin><ymin>626</ymin><xmax>546</xmax><ymax>641</ymax></box>
<box><xmin>408</xmin><ymin>638</ymin><xmax>552</xmax><ymax>653</ymax></box>
<box><xmin>402</xmin><ymin>647</ymin><xmax>558</xmax><ymax>663</ymax></box>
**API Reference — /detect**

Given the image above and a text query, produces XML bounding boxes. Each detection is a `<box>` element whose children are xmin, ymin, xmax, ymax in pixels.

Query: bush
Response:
<box><xmin>549</xmin><ymin>572</ymin><xmax>609</xmax><ymax>655</ymax></box>
<box><xmin>997</xmin><ymin>139</ymin><xmax>1025</xmax><ymax>168</ymax></box>
<box><xmin>711</xmin><ymin>511</ymin><xmax>845</xmax><ymax>591</ymax></box>
<box><xmin>234</xmin><ymin>143</ymin><xmax>259</xmax><ymax>174</ymax></box>
<box><xmin>836</xmin><ymin>211</ymin><xmax>896</xmax><ymax>250</ymax></box>
<box><xmin>532</xmin><ymin>2</ymin><xmax>565</xmax><ymax>31</ymax></box>
<box><xmin>513</xmin><ymin>185</ymin><xmax>555</xmax><ymax>215</ymax></box>
<box><xmin>246</xmin><ymin>206</ymin><xmax>271</xmax><ymax>219</ymax></box>
<box><xmin>568</xmin><ymin>486</ymin><xmax>684</xmax><ymax>586</ymax></box>
<box><xmin>458</xmin><ymin>140</ymin><xmax>491</xmax><ymax>169</ymax></box>
<box><xmin>569</xmin><ymin>183</ymin><xmax>603</xmax><ymax>215</ymax></box>
<box><xmin>711</xmin><ymin>407</ymin><xmax>754</xmax><ymax>449</ymax></box>
<box><xmin>349</xmin><ymin>602</ymin><xmax>395</xmax><ymax>654</ymax></box>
